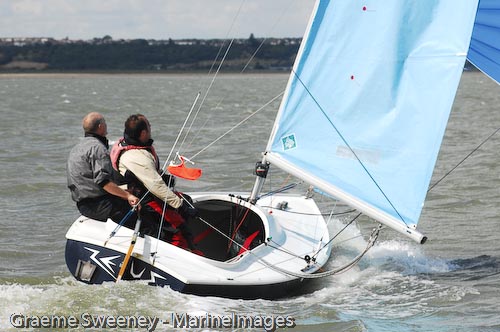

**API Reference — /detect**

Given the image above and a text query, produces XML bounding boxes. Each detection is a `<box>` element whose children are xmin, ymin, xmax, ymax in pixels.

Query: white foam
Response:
<box><xmin>366</xmin><ymin>239</ymin><xmax>455</xmax><ymax>274</ymax></box>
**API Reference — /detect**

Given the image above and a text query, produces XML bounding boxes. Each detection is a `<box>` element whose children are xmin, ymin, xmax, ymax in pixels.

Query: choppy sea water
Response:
<box><xmin>0</xmin><ymin>72</ymin><xmax>499</xmax><ymax>331</ymax></box>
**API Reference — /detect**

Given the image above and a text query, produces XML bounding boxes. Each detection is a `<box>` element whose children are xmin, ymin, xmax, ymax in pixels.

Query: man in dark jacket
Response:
<box><xmin>67</xmin><ymin>112</ymin><xmax>139</xmax><ymax>223</ymax></box>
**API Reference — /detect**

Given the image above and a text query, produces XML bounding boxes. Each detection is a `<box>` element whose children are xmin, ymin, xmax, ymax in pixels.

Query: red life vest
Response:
<box><xmin>110</xmin><ymin>137</ymin><xmax>160</xmax><ymax>171</ymax></box>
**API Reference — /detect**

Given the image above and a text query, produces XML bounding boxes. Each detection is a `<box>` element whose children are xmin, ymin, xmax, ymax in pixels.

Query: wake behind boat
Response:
<box><xmin>65</xmin><ymin>0</ymin><xmax>500</xmax><ymax>299</ymax></box>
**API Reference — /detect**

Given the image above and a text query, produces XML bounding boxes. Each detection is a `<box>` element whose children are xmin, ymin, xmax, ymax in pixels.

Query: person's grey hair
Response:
<box><xmin>83</xmin><ymin>112</ymin><xmax>104</xmax><ymax>134</ymax></box>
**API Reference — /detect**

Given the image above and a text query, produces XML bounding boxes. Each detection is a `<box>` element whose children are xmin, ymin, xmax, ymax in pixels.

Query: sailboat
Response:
<box><xmin>65</xmin><ymin>0</ymin><xmax>500</xmax><ymax>299</ymax></box>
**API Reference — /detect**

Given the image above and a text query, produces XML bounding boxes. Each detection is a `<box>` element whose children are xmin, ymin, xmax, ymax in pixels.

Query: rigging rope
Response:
<box><xmin>312</xmin><ymin>212</ymin><xmax>362</xmax><ymax>260</ymax></box>
<box><xmin>178</xmin><ymin>38</ymin><xmax>236</xmax><ymax>154</ymax></box>
<box><xmin>189</xmin><ymin>91</ymin><xmax>284</xmax><ymax>160</ymax></box>
<box><xmin>177</xmin><ymin>0</ymin><xmax>246</xmax><ymax>154</ymax></box>
<box><xmin>428</xmin><ymin>126</ymin><xmax>500</xmax><ymax>192</ymax></box>
<box><xmin>164</xmin><ymin>92</ymin><xmax>201</xmax><ymax>168</ymax></box>
<box><xmin>253</xmin><ymin>224</ymin><xmax>382</xmax><ymax>279</ymax></box>
<box><xmin>175</xmin><ymin>0</ymin><xmax>299</xmax><ymax>158</ymax></box>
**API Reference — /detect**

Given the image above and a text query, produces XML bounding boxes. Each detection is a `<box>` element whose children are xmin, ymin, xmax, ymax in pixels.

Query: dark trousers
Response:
<box><xmin>77</xmin><ymin>195</ymin><xmax>137</xmax><ymax>225</ymax></box>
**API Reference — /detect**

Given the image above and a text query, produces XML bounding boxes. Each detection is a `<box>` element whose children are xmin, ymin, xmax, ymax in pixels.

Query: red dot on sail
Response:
<box><xmin>362</xmin><ymin>6</ymin><xmax>367</xmax><ymax>11</ymax></box>
<box><xmin>351</xmin><ymin>75</ymin><xmax>355</xmax><ymax>80</ymax></box>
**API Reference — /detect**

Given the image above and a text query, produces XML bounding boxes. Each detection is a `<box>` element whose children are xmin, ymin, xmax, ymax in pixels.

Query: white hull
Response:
<box><xmin>65</xmin><ymin>193</ymin><xmax>332</xmax><ymax>299</ymax></box>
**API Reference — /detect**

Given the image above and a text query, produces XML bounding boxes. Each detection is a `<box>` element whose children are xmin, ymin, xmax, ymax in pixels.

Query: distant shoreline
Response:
<box><xmin>0</xmin><ymin>69</ymin><xmax>292</xmax><ymax>78</ymax></box>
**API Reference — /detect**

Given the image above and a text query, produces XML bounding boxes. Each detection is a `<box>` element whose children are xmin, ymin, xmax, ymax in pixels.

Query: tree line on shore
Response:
<box><xmin>0</xmin><ymin>35</ymin><xmax>301</xmax><ymax>72</ymax></box>
<box><xmin>0</xmin><ymin>34</ymin><xmax>478</xmax><ymax>73</ymax></box>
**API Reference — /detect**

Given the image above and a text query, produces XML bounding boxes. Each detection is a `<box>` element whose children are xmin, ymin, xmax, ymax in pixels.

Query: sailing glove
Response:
<box><xmin>179</xmin><ymin>201</ymin><xmax>199</xmax><ymax>218</ymax></box>
<box><xmin>162</xmin><ymin>174</ymin><xmax>176</xmax><ymax>188</ymax></box>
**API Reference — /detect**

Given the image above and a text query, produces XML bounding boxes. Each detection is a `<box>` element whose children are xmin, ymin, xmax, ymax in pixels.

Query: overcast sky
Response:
<box><xmin>1</xmin><ymin>0</ymin><xmax>316</xmax><ymax>40</ymax></box>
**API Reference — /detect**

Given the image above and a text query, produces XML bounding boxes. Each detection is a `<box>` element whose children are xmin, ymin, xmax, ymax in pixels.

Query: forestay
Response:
<box><xmin>264</xmin><ymin>0</ymin><xmax>479</xmax><ymax>243</ymax></box>
<box><xmin>468</xmin><ymin>0</ymin><xmax>500</xmax><ymax>84</ymax></box>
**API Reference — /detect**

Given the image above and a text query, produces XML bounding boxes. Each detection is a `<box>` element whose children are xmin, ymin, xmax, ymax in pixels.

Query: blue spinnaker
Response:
<box><xmin>469</xmin><ymin>0</ymin><xmax>500</xmax><ymax>84</ymax></box>
<box><xmin>265</xmin><ymin>0</ymin><xmax>479</xmax><ymax>239</ymax></box>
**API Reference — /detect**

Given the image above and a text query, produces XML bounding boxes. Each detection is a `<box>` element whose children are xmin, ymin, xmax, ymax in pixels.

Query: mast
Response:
<box><xmin>249</xmin><ymin>1</ymin><xmax>320</xmax><ymax>204</ymax></box>
<box><xmin>249</xmin><ymin>158</ymin><xmax>270</xmax><ymax>204</ymax></box>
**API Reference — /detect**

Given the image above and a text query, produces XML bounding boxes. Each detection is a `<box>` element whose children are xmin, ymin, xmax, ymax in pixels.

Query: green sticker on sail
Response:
<box><xmin>281</xmin><ymin>134</ymin><xmax>297</xmax><ymax>150</ymax></box>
